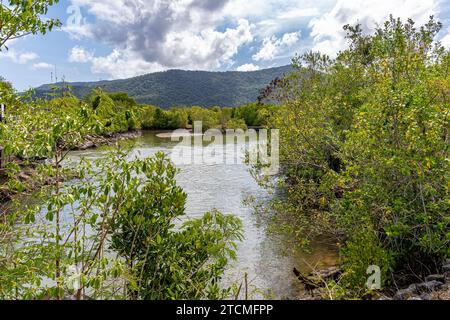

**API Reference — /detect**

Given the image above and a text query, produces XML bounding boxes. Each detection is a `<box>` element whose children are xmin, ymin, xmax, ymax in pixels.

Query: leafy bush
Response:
<box><xmin>0</xmin><ymin>150</ymin><xmax>243</xmax><ymax>300</ymax></box>
<box><xmin>107</xmin><ymin>151</ymin><xmax>243</xmax><ymax>299</ymax></box>
<box><xmin>225</xmin><ymin>118</ymin><xmax>248</xmax><ymax>130</ymax></box>
<box><xmin>189</xmin><ymin>106</ymin><xmax>220</xmax><ymax>131</ymax></box>
<box><xmin>233</xmin><ymin>103</ymin><xmax>260</xmax><ymax>126</ymax></box>
<box><xmin>107</xmin><ymin>92</ymin><xmax>137</xmax><ymax>108</ymax></box>
<box><xmin>263</xmin><ymin>16</ymin><xmax>450</xmax><ymax>296</ymax></box>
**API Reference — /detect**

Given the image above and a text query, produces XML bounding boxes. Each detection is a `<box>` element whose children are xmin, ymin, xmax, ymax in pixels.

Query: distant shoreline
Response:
<box><xmin>155</xmin><ymin>127</ymin><xmax>265</xmax><ymax>139</ymax></box>
<box><xmin>156</xmin><ymin>130</ymin><xmax>203</xmax><ymax>139</ymax></box>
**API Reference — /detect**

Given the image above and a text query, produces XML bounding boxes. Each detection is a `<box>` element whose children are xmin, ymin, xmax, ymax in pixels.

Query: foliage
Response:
<box><xmin>136</xmin><ymin>103</ymin><xmax>274</xmax><ymax>131</ymax></box>
<box><xmin>0</xmin><ymin>95</ymin><xmax>96</xmax><ymax>160</ymax></box>
<box><xmin>0</xmin><ymin>146</ymin><xmax>243</xmax><ymax>300</ymax></box>
<box><xmin>232</xmin><ymin>103</ymin><xmax>259</xmax><ymax>127</ymax></box>
<box><xmin>167</xmin><ymin>108</ymin><xmax>189</xmax><ymax>129</ymax></box>
<box><xmin>107</xmin><ymin>92</ymin><xmax>137</xmax><ymax>108</ymax></box>
<box><xmin>262</xmin><ymin>16</ymin><xmax>450</xmax><ymax>296</ymax></box>
<box><xmin>0</xmin><ymin>0</ymin><xmax>61</xmax><ymax>50</ymax></box>
<box><xmin>110</xmin><ymin>152</ymin><xmax>243</xmax><ymax>299</ymax></box>
<box><xmin>0</xmin><ymin>78</ymin><xmax>16</xmax><ymax>104</ymax></box>
<box><xmin>190</xmin><ymin>106</ymin><xmax>220</xmax><ymax>131</ymax></box>
<box><xmin>1</xmin><ymin>75</ymin><xmax>244</xmax><ymax>300</ymax></box>
<box><xmin>225</xmin><ymin>118</ymin><xmax>247</xmax><ymax>130</ymax></box>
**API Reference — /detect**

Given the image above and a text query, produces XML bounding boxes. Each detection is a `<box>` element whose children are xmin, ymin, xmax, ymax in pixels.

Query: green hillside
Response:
<box><xmin>33</xmin><ymin>65</ymin><xmax>292</xmax><ymax>108</ymax></box>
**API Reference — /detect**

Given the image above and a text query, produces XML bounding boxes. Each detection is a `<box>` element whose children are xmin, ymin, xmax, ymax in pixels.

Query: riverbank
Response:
<box><xmin>76</xmin><ymin>130</ymin><xmax>143</xmax><ymax>150</ymax></box>
<box><xmin>294</xmin><ymin>260</ymin><xmax>450</xmax><ymax>300</ymax></box>
<box><xmin>0</xmin><ymin>157</ymin><xmax>63</xmax><ymax>205</ymax></box>
<box><xmin>390</xmin><ymin>260</ymin><xmax>450</xmax><ymax>300</ymax></box>
<box><xmin>0</xmin><ymin>130</ymin><xmax>144</xmax><ymax>206</ymax></box>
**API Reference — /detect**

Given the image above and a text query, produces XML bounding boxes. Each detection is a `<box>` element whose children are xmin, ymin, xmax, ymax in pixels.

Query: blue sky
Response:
<box><xmin>1</xmin><ymin>0</ymin><xmax>450</xmax><ymax>91</ymax></box>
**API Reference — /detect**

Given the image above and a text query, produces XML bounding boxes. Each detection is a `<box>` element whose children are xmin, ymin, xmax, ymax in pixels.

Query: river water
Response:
<box><xmin>67</xmin><ymin>131</ymin><xmax>338</xmax><ymax>299</ymax></box>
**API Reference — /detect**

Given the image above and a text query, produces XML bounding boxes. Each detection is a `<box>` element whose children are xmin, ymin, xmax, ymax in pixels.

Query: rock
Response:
<box><xmin>406</xmin><ymin>284</ymin><xmax>419</xmax><ymax>295</ymax></box>
<box><xmin>76</xmin><ymin>131</ymin><xmax>142</xmax><ymax>151</ymax></box>
<box><xmin>293</xmin><ymin>266</ymin><xmax>342</xmax><ymax>291</ymax></box>
<box><xmin>319</xmin><ymin>267</ymin><xmax>342</xmax><ymax>281</ymax></box>
<box><xmin>412</xmin><ymin>280</ymin><xmax>444</xmax><ymax>294</ymax></box>
<box><xmin>293</xmin><ymin>268</ymin><xmax>321</xmax><ymax>291</ymax></box>
<box><xmin>444</xmin><ymin>271</ymin><xmax>450</xmax><ymax>281</ymax></box>
<box><xmin>407</xmin><ymin>296</ymin><xmax>422</xmax><ymax>300</ymax></box>
<box><xmin>78</xmin><ymin>141</ymin><xmax>95</xmax><ymax>150</ymax></box>
<box><xmin>420</xmin><ymin>293</ymin><xmax>431</xmax><ymax>300</ymax></box>
<box><xmin>443</xmin><ymin>260</ymin><xmax>450</xmax><ymax>272</ymax></box>
<box><xmin>394</xmin><ymin>281</ymin><xmax>443</xmax><ymax>299</ymax></box>
<box><xmin>425</xmin><ymin>274</ymin><xmax>445</xmax><ymax>283</ymax></box>
<box><xmin>394</xmin><ymin>288</ymin><xmax>416</xmax><ymax>300</ymax></box>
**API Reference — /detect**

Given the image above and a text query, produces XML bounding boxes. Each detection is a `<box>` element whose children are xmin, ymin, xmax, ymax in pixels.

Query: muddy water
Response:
<box><xmin>68</xmin><ymin>131</ymin><xmax>338</xmax><ymax>299</ymax></box>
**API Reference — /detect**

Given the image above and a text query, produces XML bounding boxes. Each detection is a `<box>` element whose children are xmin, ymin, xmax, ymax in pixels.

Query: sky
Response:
<box><xmin>1</xmin><ymin>0</ymin><xmax>450</xmax><ymax>91</ymax></box>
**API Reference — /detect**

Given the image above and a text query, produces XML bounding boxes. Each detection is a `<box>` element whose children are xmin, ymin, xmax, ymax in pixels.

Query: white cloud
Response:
<box><xmin>69</xmin><ymin>46</ymin><xmax>94</xmax><ymax>63</ymax></box>
<box><xmin>0</xmin><ymin>49</ymin><xmax>38</xmax><ymax>64</ymax></box>
<box><xmin>278</xmin><ymin>8</ymin><xmax>321</xmax><ymax>20</ymax></box>
<box><xmin>67</xmin><ymin>16</ymin><xmax>253</xmax><ymax>79</ymax></box>
<box><xmin>223</xmin><ymin>0</ymin><xmax>334</xmax><ymax>38</ymax></box>
<box><xmin>60</xmin><ymin>0</ymin><xmax>447</xmax><ymax>80</ymax></box>
<box><xmin>236</xmin><ymin>63</ymin><xmax>260</xmax><ymax>71</ymax></box>
<box><xmin>63</xmin><ymin>23</ymin><xmax>92</xmax><ymax>41</ymax></box>
<box><xmin>68</xmin><ymin>46</ymin><xmax>164</xmax><ymax>79</ymax></box>
<box><xmin>223</xmin><ymin>0</ymin><xmax>330</xmax><ymax>21</ymax></box>
<box><xmin>160</xmin><ymin>19</ymin><xmax>253</xmax><ymax>69</ymax></box>
<box><xmin>32</xmin><ymin>62</ymin><xmax>54</xmax><ymax>70</ymax></box>
<box><xmin>89</xmin><ymin>50</ymin><xmax>165</xmax><ymax>79</ymax></box>
<box><xmin>65</xmin><ymin>0</ymin><xmax>253</xmax><ymax>78</ymax></box>
<box><xmin>253</xmin><ymin>31</ymin><xmax>300</xmax><ymax>61</ymax></box>
<box><xmin>309</xmin><ymin>0</ymin><xmax>440</xmax><ymax>57</ymax></box>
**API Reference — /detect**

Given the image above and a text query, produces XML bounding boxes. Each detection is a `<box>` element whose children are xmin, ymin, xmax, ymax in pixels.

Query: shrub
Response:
<box><xmin>262</xmin><ymin>16</ymin><xmax>450</xmax><ymax>295</ymax></box>
<box><xmin>225</xmin><ymin>118</ymin><xmax>248</xmax><ymax>130</ymax></box>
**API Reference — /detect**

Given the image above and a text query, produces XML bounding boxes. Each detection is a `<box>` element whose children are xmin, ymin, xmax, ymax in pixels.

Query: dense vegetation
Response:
<box><xmin>1</xmin><ymin>0</ymin><xmax>449</xmax><ymax>301</ymax></box>
<box><xmin>1</xmin><ymin>70</ymin><xmax>277</xmax><ymax>299</ymax></box>
<box><xmin>32</xmin><ymin>66</ymin><xmax>293</xmax><ymax>108</ymax></box>
<box><xmin>0</xmin><ymin>83</ymin><xmax>249</xmax><ymax>300</ymax></box>
<box><xmin>31</xmin><ymin>87</ymin><xmax>275</xmax><ymax>133</ymax></box>
<box><xmin>257</xmin><ymin>16</ymin><xmax>449</xmax><ymax>297</ymax></box>
<box><xmin>139</xmin><ymin>102</ymin><xmax>276</xmax><ymax>131</ymax></box>
<box><xmin>1</xmin><ymin>61</ymin><xmax>275</xmax><ymax>301</ymax></box>
<box><xmin>0</xmin><ymin>0</ymin><xmax>249</xmax><ymax>300</ymax></box>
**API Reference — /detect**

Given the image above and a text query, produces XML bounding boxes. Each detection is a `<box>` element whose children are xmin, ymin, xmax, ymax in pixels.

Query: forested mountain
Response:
<box><xmin>33</xmin><ymin>65</ymin><xmax>293</xmax><ymax>108</ymax></box>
